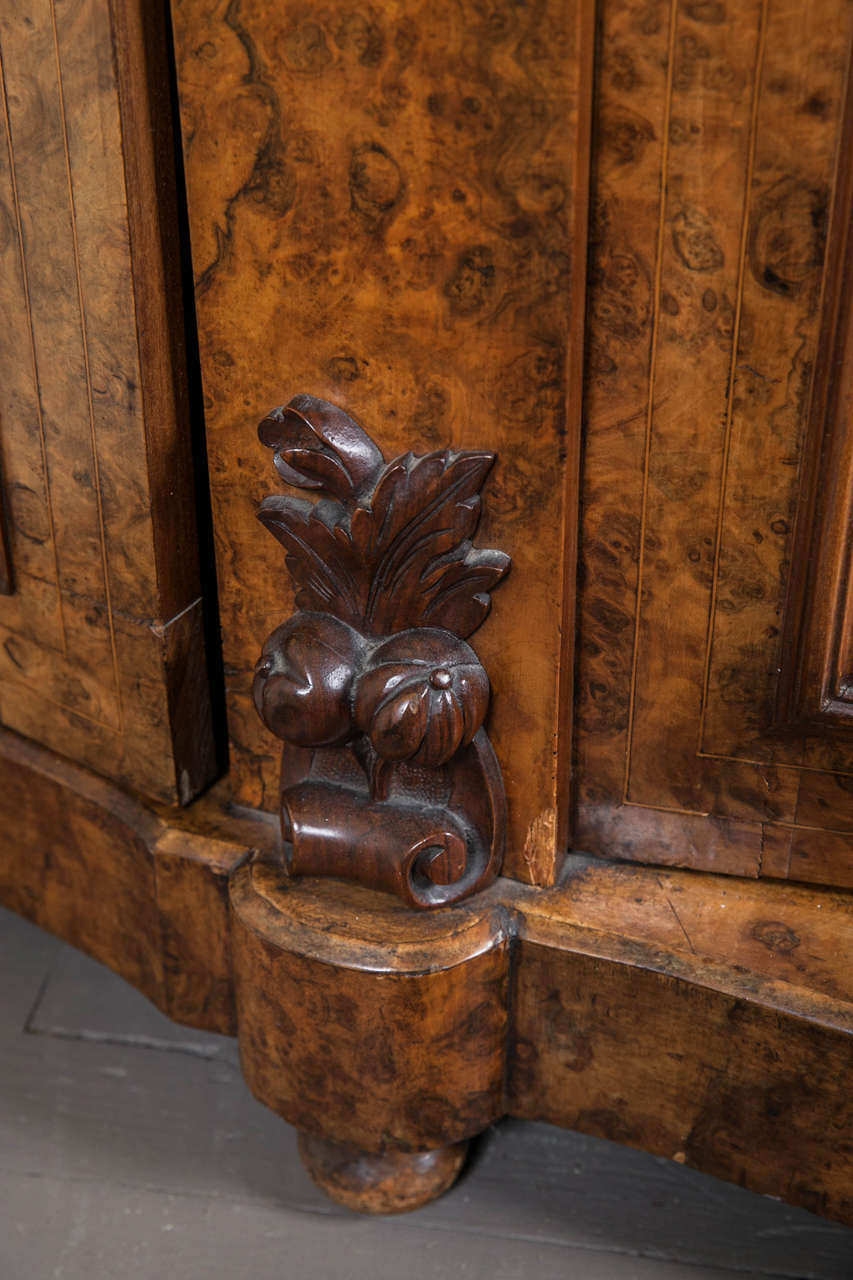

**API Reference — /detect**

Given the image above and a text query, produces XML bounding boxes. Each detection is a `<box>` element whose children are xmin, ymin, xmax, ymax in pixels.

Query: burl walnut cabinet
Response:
<box><xmin>1</xmin><ymin>0</ymin><xmax>852</xmax><ymax>1222</ymax></box>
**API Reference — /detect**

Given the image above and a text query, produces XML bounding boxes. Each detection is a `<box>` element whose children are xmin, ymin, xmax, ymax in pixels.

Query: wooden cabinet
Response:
<box><xmin>1</xmin><ymin>0</ymin><xmax>852</xmax><ymax>1227</ymax></box>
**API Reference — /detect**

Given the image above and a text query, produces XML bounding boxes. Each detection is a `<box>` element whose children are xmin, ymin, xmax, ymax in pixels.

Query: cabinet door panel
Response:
<box><xmin>576</xmin><ymin>0</ymin><xmax>853</xmax><ymax>888</ymax></box>
<box><xmin>0</xmin><ymin>0</ymin><xmax>220</xmax><ymax>804</ymax></box>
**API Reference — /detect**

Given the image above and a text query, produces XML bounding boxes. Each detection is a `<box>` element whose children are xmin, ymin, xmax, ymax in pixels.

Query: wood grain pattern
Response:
<box><xmin>0</xmin><ymin>725</ymin><xmax>247</xmax><ymax>1033</ymax></box>
<box><xmin>508</xmin><ymin>856</ymin><xmax>853</xmax><ymax>1225</ymax></box>
<box><xmin>230</xmin><ymin>860</ymin><xmax>509</xmax><ymax>1152</ymax></box>
<box><xmin>170</xmin><ymin>0</ymin><xmax>595</xmax><ymax>884</ymax></box>
<box><xmin>3</xmin><ymin>726</ymin><xmax>853</xmax><ymax>1221</ymax></box>
<box><xmin>776</xmin><ymin>64</ymin><xmax>853</xmax><ymax>733</ymax></box>
<box><xmin>297</xmin><ymin>1132</ymin><xmax>469</xmax><ymax>1214</ymax></box>
<box><xmin>0</xmin><ymin>0</ymin><xmax>220</xmax><ymax>803</ymax></box>
<box><xmin>0</xmin><ymin>453</ymin><xmax>12</xmax><ymax>593</ymax></box>
<box><xmin>575</xmin><ymin>0</ymin><xmax>853</xmax><ymax>887</ymax></box>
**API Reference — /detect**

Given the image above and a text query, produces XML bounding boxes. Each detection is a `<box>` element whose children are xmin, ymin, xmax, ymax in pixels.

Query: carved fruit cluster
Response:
<box><xmin>253</xmin><ymin>396</ymin><xmax>509</xmax><ymax>907</ymax></box>
<box><xmin>253</xmin><ymin>612</ymin><xmax>489</xmax><ymax>769</ymax></box>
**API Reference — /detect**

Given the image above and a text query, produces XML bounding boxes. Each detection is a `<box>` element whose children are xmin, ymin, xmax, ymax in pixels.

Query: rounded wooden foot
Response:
<box><xmin>297</xmin><ymin>1132</ymin><xmax>469</xmax><ymax>1214</ymax></box>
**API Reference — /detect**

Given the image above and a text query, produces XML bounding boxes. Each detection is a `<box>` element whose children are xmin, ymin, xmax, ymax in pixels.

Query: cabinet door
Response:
<box><xmin>0</xmin><ymin>0</ymin><xmax>220</xmax><ymax>803</ymax></box>
<box><xmin>576</xmin><ymin>0</ymin><xmax>853</xmax><ymax>889</ymax></box>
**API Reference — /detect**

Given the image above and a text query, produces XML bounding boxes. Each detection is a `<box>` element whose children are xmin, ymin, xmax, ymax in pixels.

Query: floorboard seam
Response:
<box><xmin>22</xmin><ymin>942</ymin><xmax>61</xmax><ymax>1034</ymax></box>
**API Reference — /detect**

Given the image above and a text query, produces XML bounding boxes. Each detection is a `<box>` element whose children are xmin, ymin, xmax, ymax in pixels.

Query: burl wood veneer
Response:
<box><xmin>576</xmin><ymin>0</ymin><xmax>853</xmax><ymax>888</ymax></box>
<box><xmin>3</xmin><ymin>0</ymin><xmax>853</xmax><ymax>1232</ymax></box>
<box><xmin>171</xmin><ymin>0</ymin><xmax>853</xmax><ymax>894</ymax></box>
<box><xmin>169</xmin><ymin>0</ymin><xmax>595</xmax><ymax>886</ymax></box>
<box><xmin>296</xmin><ymin>1134</ymin><xmax>469</xmax><ymax>1216</ymax></box>
<box><xmin>0</xmin><ymin>0</ymin><xmax>220</xmax><ymax>803</ymax></box>
<box><xmin>1</xmin><ymin>726</ymin><xmax>851</xmax><ymax>1221</ymax></box>
<box><xmin>777</xmin><ymin>69</ymin><xmax>853</xmax><ymax>736</ymax></box>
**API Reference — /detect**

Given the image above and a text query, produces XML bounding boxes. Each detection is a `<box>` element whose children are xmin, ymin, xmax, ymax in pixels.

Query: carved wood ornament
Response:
<box><xmin>253</xmin><ymin>396</ymin><xmax>510</xmax><ymax>908</ymax></box>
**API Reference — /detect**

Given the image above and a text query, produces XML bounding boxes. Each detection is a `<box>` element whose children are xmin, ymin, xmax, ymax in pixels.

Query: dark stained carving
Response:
<box><xmin>253</xmin><ymin>395</ymin><xmax>510</xmax><ymax>908</ymax></box>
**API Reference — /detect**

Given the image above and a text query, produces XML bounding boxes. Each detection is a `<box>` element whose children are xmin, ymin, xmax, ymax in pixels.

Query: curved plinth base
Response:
<box><xmin>230</xmin><ymin>861</ymin><xmax>508</xmax><ymax>1154</ymax></box>
<box><xmin>2</xmin><ymin>729</ymin><xmax>853</xmax><ymax>1225</ymax></box>
<box><xmin>298</xmin><ymin>1133</ymin><xmax>469</xmax><ymax>1214</ymax></box>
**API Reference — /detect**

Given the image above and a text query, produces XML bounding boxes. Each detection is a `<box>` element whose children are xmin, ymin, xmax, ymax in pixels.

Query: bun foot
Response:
<box><xmin>297</xmin><ymin>1132</ymin><xmax>469</xmax><ymax>1214</ymax></box>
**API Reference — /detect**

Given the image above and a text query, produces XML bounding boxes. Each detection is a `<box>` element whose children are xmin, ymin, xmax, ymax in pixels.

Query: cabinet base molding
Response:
<box><xmin>1</xmin><ymin>727</ymin><xmax>851</xmax><ymax>1222</ymax></box>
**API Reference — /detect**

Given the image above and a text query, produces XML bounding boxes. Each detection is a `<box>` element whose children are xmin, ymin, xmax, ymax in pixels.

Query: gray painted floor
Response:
<box><xmin>1</xmin><ymin>904</ymin><xmax>852</xmax><ymax>1280</ymax></box>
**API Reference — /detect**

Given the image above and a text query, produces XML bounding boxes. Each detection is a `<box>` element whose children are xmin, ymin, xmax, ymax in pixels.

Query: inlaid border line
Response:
<box><xmin>50</xmin><ymin>0</ymin><xmax>123</xmax><ymax>731</ymax></box>
<box><xmin>696</xmin><ymin>0</ymin><xmax>769</xmax><ymax>756</ymax></box>
<box><xmin>0</xmin><ymin>33</ymin><xmax>67</xmax><ymax>659</ymax></box>
<box><xmin>621</xmin><ymin>0</ymin><xmax>679</xmax><ymax>805</ymax></box>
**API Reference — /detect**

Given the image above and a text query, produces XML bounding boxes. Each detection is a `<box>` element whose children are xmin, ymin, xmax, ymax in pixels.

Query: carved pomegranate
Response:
<box><xmin>354</xmin><ymin>629</ymin><xmax>490</xmax><ymax>768</ymax></box>
<box><xmin>254</xmin><ymin>394</ymin><xmax>509</xmax><ymax>907</ymax></box>
<box><xmin>253</xmin><ymin>612</ymin><xmax>364</xmax><ymax>747</ymax></box>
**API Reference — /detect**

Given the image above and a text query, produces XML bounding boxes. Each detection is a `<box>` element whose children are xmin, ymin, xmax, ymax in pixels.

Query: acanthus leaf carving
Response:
<box><xmin>253</xmin><ymin>395</ymin><xmax>509</xmax><ymax>909</ymax></box>
<box><xmin>350</xmin><ymin>446</ymin><xmax>508</xmax><ymax>637</ymax></box>
<box><xmin>257</xmin><ymin>496</ymin><xmax>366</xmax><ymax>626</ymax></box>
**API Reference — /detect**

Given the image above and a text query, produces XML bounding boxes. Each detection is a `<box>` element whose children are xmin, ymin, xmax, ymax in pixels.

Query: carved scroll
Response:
<box><xmin>253</xmin><ymin>395</ymin><xmax>510</xmax><ymax>908</ymax></box>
